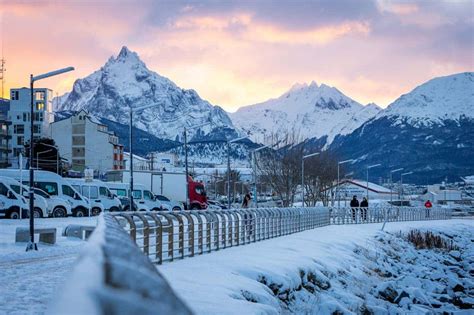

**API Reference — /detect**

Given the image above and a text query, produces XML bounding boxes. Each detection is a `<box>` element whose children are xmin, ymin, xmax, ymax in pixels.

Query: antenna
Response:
<box><xmin>0</xmin><ymin>57</ymin><xmax>5</xmax><ymax>99</ymax></box>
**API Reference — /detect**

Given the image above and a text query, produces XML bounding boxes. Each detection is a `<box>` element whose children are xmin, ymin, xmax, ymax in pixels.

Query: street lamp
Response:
<box><xmin>128</xmin><ymin>102</ymin><xmax>165</xmax><ymax>213</ymax></box>
<box><xmin>366</xmin><ymin>164</ymin><xmax>381</xmax><ymax>201</ymax></box>
<box><xmin>27</xmin><ymin>66</ymin><xmax>74</xmax><ymax>251</ymax></box>
<box><xmin>36</xmin><ymin>149</ymin><xmax>52</xmax><ymax>169</ymax></box>
<box><xmin>389</xmin><ymin>168</ymin><xmax>404</xmax><ymax>204</ymax></box>
<box><xmin>337</xmin><ymin>159</ymin><xmax>353</xmax><ymax>209</ymax></box>
<box><xmin>252</xmin><ymin>144</ymin><xmax>269</xmax><ymax>208</ymax></box>
<box><xmin>400</xmin><ymin>171</ymin><xmax>413</xmax><ymax>202</ymax></box>
<box><xmin>301</xmin><ymin>152</ymin><xmax>320</xmax><ymax>207</ymax></box>
<box><xmin>227</xmin><ymin>136</ymin><xmax>247</xmax><ymax>209</ymax></box>
<box><xmin>183</xmin><ymin>122</ymin><xmax>210</xmax><ymax>209</ymax></box>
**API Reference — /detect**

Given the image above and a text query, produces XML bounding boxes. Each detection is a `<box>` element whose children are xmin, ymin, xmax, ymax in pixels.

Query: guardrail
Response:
<box><xmin>111</xmin><ymin>207</ymin><xmax>331</xmax><ymax>264</ymax></box>
<box><xmin>330</xmin><ymin>206</ymin><xmax>451</xmax><ymax>224</ymax></box>
<box><xmin>50</xmin><ymin>214</ymin><xmax>192</xmax><ymax>315</ymax></box>
<box><xmin>110</xmin><ymin>206</ymin><xmax>451</xmax><ymax>265</ymax></box>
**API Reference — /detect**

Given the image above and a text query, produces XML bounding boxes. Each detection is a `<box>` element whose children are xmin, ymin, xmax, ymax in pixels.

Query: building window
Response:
<box><xmin>72</xmin><ymin>136</ymin><xmax>85</xmax><ymax>146</ymax></box>
<box><xmin>35</xmin><ymin>91</ymin><xmax>45</xmax><ymax>101</ymax></box>
<box><xmin>72</xmin><ymin>147</ymin><xmax>85</xmax><ymax>157</ymax></box>
<box><xmin>72</xmin><ymin>124</ymin><xmax>85</xmax><ymax>134</ymax></box>
<box><xmin>17</xmin><ymin>136</ymin><xmax>24</xmax><ymax>145</ymax></box>
<box><xmin>11</xmin><ymin>91</ymin><xmax>19</xmax><ymax>100</ymax></box>
<box><xmin>23</xmin><ymin>113</ymin><xmax>28</xmax><ymax>122</ymax></box>
<box><xmin>13</xmin><ymin>148</ymin><xmax>22</xmax><ymax>157</ymax></box>
<box><xmin>35</xmin><ymin>102</ymin><xmax>45</xmax><ymax>111</ymax></box>
<box><xmin>33</xmin><ymin>124</ymin><xmax>41</xmax><ymax>134</ymax></box>
<box><xmin>14</xmin><ymin>124</ymin><xmax>24</xmax><ymax>134</ymax></box>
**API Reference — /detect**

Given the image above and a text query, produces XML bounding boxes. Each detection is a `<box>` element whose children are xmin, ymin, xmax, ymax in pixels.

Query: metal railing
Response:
<box><xmin>330</xmin><ymin>206</ymin><xmax>451</xmax><ymax>224</ymax></box>
<box><xmin>111</xmin><ymin>206</ymin><xmax>451</xmax><ymax>265</ymax></box>
<box><xmin>50</xmin><ymin>214</ymin><xmax>192</xmax><ymax>315</ymax></box>
<box><xmin>111</xmin><ymin>207</ymin><xmax>330</xmax><ymax>264</ymax></box>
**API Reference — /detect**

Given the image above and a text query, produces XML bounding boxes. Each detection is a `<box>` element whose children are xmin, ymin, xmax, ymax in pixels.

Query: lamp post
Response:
<box><xmin>400</xmin><ymin>171</ymin><xmax>413</xmax><ymax>202</ymax></box>
<box><xmin>337</xmin><ymin>159</ymin><xmax>353</xmax><ymax>209</ymax></box>
<box><xmin>183</xmin><ymin>122</ymin><xmax>210</xmax><ymax>209</ymax></box>
<box><xmin>366</xmin><ymin>164</ymin><xmax>381</xmax><ymax>201</ymax></box>
<box><xmin>36</xmin><ymin>149</ymin><xmax>52</xmax><ymax>169</ymax></box>
<box><xmin>252</xmin><ymin>145</ymin><xmax>269</xmax><ymax>208</ymax></box>
<box><xmin>127</xmin><ymin>102</ymin><xmax>166</xmax><ymax>213</ymax></box>
<box><xmin>227</xmin><ymin>137</ymin><xmax>247</xmax><ymax>209</ymax></box>
<box><xmin>27</xmin><ymin>66</ymin><xmax>74</xmax><ymax>251</ymax></box>
<box><xmin>389</xmin><ymin>168</ymin><xmax>404</xmax><ymax>204</ymax></box>
<box><xmin>301</xmin><ymin>152</ymin><xmax>320</xmax><ymax>207</ymax></box>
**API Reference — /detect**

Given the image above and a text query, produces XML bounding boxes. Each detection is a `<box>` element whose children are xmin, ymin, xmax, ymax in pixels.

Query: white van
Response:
<box><xmin>31</xmin><ymin>187</ymin><xmax>72</xmax><ymax>218</ymax></box>
<box><xmin>0</xmin><ymin>181</ymin><xmax>28</xmax><ymax>219</ymax></box>
<box><xmin>68</xmin><ymin>179</ymin><xmax>122</xmax><ymax>213</ymax></box>
<box><xmin>0</xmin><ymin>176</ymin><xmax>48</xmax><ymax>218</ymax></box>
<box><xmin>0</xmin><ymin>169</ymin><xmax>90</xmax><ymax>217</ymax></box>
<box><xmin>106</xmin><ymin>182</ymin><xmax>163</xmax><ymax>211</ymax></box>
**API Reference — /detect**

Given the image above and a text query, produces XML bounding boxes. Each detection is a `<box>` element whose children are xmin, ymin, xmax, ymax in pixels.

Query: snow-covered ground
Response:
<box><xmin>157</xmin><ymin>219</ymin><xmax>474</xmax><ymax>314</ymax></box>
<box><xmin>0</xmin><ymin>217</ymin><xmax>98</xmax><ymax>315</ymax></box>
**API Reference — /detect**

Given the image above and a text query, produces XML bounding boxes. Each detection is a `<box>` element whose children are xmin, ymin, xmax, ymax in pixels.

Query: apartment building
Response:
<box><xmin>7</xmin><ymin>88</ymin><xmax>54</xmax><ymax>164</ymax></box>
<box><xmin>51</xmin><ymin>110</ymin><xmax>124</xmax><ymax>172</ymax></box>
<box><xmin>0</xmin><ymin>98</ymin><xmax>11</xmax><ymax>167</ymax></box>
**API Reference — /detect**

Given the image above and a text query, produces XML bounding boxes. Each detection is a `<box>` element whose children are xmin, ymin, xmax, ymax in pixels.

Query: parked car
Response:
<box><xmin>0</xmin><ymin>181</ymin><xmax>28</xmax><ymax>219</ymax></box>
<box><xmin>0</xmin><ymin>169</ymin><xmax>90</xmax><ymax>217</ymax></box>
<box><xmin>68</xmin><ymin>178</ymin><xmax>122</xmax><ymax>213</ymax></box>
<box><xmin>31</xmin><ymin>187</ymin><xmax>72</xmax><ymax>218</ymax></box>
<box><xmin>155</xmin><ymin>194</ymin><xmax>184</xmax><ymax>211</ymax></box>
<box><xmin>207</xmin><ymin>199</ymin><xmax>227</xmax><ymax>210</ymax></box>
<box><xmin>0</xmin><ymin>176</ymin><xmax>48</xmax><ymax>218</ymax></box>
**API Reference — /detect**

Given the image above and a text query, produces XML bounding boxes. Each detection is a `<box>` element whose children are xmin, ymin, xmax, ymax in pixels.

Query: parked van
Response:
<box><xmin>68</xmin><ymin>179</ymin><xmax>122</xmax><ymax>213</ymax></box>
<box><xmin>0</xmin><ymin>176</ymin><xmax>48</xmax><ymax>218</ymax></box>
<box><xmin>106</xmin><ymin>182</ymin><xmax>163</xmax><ymax>211</ymax></box>
<box><xmin>0</xmin><ymin>169</ymin><xmax>90</xmax><ymax>217</ymax></box>
<box><xmin>0</xmin><ymin>181</ymin><xmax>28</xmax><ymax>219</ymax></box>
<box><xmin>31</xmin><ymin>187</ymin><xmax>72</xmax><ymax>218</ymax></box>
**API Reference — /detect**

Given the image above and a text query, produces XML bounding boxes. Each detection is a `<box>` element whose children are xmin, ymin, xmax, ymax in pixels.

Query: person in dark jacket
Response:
<box><xmin>360</xmin><ymin>197</ymin><xmax>368</xmax><ymax>221</ymax></box>
<box><xmin>350</xmin><ymin>195</ymin><xmax>359</xmax><ymax>221</ymax></box>
<box><xmin>242</xmin><ymin>193</ymin><xmax>251</xmax><ymax>208</ymax></box>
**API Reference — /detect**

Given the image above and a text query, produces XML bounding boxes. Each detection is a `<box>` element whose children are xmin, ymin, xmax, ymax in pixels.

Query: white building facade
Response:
<box><xmin>7</xmin><ymin>88</ymin><xmax>54</xmax><ymax>164</ymax></box>
<box><xmin>50</xmin><ymin>110</ymin><xmax>124</xmax><ymax>172</ymax></box>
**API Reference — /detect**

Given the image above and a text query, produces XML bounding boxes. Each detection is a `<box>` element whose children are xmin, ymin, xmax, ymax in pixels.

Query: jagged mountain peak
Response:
<box><xmin>55</xmin><ymin>46</ymin><xmax>235</xmax><ymax>141</ymax></box>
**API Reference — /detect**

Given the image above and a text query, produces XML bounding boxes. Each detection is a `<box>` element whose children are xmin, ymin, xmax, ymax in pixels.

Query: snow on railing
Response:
<box><xmin>49</xmin><ymin>214</ymin><xmax>192</xmax><ymax>315</ymax></box>
<box><xmin>111</xmin><ymin>207</ymin><xmax>331</xmax><ymax>264</ymax></box>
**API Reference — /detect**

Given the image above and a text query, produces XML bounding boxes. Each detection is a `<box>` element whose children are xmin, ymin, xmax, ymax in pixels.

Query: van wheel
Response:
<box><xmin>172</xmin><ymin>206</ymin><xmax>181</xmax><ymax>211</ymax></box>
<box><xmin>109</xmin><ymin>206</ymin><xmax>119</xmax><ymax>212</ymax></box>
<box><xmin>9</xmin><ymin>210</ymin><xmax>20</xmax><ymax>219</ymax></box>
<box><xmin>190</xmin><ymin>204</ymin><xmax>201</xmax><ymax>210</ymax></box>
<box><xmin>75</xmin><ymin>208</ymin><xmax>87</xmax><ymax>217</ymax></box>
<box><xmin>53</xmin><ymin>207</ymin><xmax>67</xmax><ymax>218</ymax></box>
<box><xmin>33</xmin><ymin>207</ymin><xmax>43</xmax><ymax>218</ymax></box>
<box><xmin>92</xmin><ymin>207</ymin><xmax>101</xmax><ymax>216</ymax></box>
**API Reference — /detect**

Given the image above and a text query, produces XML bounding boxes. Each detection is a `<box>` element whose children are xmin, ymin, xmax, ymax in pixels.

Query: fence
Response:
<box><xmin>110</xmin><ymin>206</ymin><xmax>451</xmax><ymax>265</ymax></box>
<box><xmin>50</xmin><ymin>214</ymin><xmax>192</xmax><ymax>315</ymax></box>
<box><xmin>111</xmin><ymin>207</ymin><xmax>331</xmax><ymax>264</ymax></box>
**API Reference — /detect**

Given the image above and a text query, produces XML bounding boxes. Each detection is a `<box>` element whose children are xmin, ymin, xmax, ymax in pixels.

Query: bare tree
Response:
<box><xmin>257</xmin><ymin>130</ymin><xmax>303</xmax><ymax>207</ymax></box>
<box><xmin>303</xmin><ymin>151</ymin><xmax>338</xmax><ymax>206</ymax></box>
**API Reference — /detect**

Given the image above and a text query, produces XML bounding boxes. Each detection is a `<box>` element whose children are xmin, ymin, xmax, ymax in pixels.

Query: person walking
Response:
<box><xmin>424</xmin><ymin>199</ymin><xmax>432</xmax><ymax>218</ymax></box>
<box><xmin>242</xmin><ymin>193</ymin><xmax>251</xmax><ymax>208</ymax></box>
<box><xmin>350</xmin><ymin>195</ymin><xmax>359</xmax><ymax>221</ymax></box>
<box><xmin>360</xmin><ymin>197</ymin><xmax>368</xmax><ymax>221</ymax></box>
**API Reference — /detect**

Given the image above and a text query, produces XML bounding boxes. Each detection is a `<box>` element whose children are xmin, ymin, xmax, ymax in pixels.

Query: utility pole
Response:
<box><xmin>0</xmin><ymin>58</ymin><xmax>5</xmax><ymax>99</ymax></box>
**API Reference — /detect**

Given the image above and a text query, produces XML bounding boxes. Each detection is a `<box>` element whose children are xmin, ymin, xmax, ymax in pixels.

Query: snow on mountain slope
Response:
<box><xmin>230</xmin><ymin>81</ymin><xmax>380</xmax><ymax>145</ymax></box>
<box><xmin>377</xmin><ymin>72</ymin><xmax>474</xmax><ymax>126</ymax></box>
<box><xmin>55</xmin><ymin>46</ymin><xmax>234</xmax><ymax>141</ymax></box>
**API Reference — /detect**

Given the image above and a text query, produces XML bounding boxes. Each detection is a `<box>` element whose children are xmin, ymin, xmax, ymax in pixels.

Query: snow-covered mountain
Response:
<box><xmin>373</xmin><ymin>72</ymin><xmax>474</xmax><ymax>125</ymax></box>
<box><xmin>230</xmin><ymin>81</ymin><xmax>380</xmax><ymax>146</ymax></box>
<box><xmin>56</xmin><ymin>46</ymin><xmax>235</xmax><ymax>141</ymax></box>
<box><xmin>329</xmin><ymin>72</ymin><xmax>474</xmax><ymax>184</ymax></box>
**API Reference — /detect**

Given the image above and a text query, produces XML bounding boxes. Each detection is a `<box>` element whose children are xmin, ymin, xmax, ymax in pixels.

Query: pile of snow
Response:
<box><xmin>231</xmin><ymin>81</ymin><xmax>380</xmax><ymax>145</ymax></box>
<box><xmin>158</xmin><ymin>219</ymin><xmax>474</xmax><ymax>314</ymax></box>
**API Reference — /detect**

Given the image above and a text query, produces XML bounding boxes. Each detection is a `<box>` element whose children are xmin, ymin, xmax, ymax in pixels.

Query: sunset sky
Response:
<box><xmin>0</xmin><ymin>0</ymin><xmax>473</xmax><ymax>112</ymax></box>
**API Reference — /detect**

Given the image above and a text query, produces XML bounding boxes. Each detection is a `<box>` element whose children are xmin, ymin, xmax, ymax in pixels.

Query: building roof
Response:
<box><xmin>326</xmin><ymin>179</ymin><xmax>392</xmax><ymax>194</ymax></box>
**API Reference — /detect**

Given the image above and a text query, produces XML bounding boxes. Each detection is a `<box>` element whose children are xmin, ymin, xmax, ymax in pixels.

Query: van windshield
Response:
<box><xmin>112</xmin><ymin>188</ymin><xmax>127</xmax><ymax>197</ymax></box>
<box><xmin>132</xmin><ymin>190</ymin><xmax>142</xmax><ymax>199</ymax></box>
<box><xmin>36</xmin><ymin>182</ymin><xmax>58</xmax><ymax>196</ymax></box>
<box><xmin>63</xmin><ymin>185</ymin><xmax>80</xmax><ymax>200</ymax></box>
<box><xmin>99</xmin><ymin>187</ymin><xmax>111</xmax><ymax>197</ymax></box>
<box><xmin>10</xmin><ymin>185</ymin><xmax>20</xmax><ymax>194</ymax></box>
<box><xmin>143</xmin><ymin>190</ymin><xmax>154</xmax><ymax>201</ymax></box>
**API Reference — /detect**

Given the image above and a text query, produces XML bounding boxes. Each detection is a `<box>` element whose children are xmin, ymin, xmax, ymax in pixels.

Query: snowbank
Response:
<box><xmin>157</xmin><ymin>219</ymin><xmax>474</xmax><ymax>314</ymax></box>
